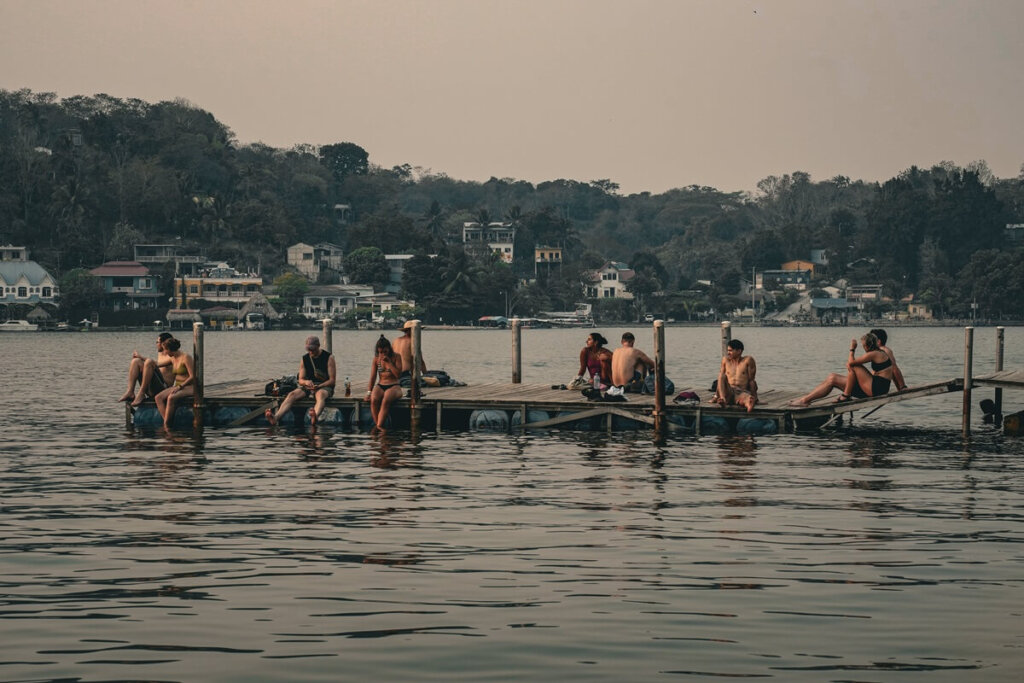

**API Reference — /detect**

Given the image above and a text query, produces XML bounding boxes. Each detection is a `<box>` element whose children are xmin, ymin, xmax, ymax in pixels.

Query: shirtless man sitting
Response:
<box><xmin>393</xmin><ymin>320</ymin><xmax>427</xmax><ymax>381</ymax></box>
<box><xmin>611</xmin><ymin>332</ymin><xmax>655</xmax><ymax>392</ymax></box>
<box><xmin>119</xmin><ymin>332</ymin><xmax>175</xmax><ymax>408</ymax></box>
<box><xmin>712</xmin><ymin>339</ymin><xmax>758</xmax><ymax>412</ymax></box>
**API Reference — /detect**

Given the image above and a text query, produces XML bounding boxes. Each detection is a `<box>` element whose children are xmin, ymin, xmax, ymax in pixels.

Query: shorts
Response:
<box><xmin>303</xmin><ymin>386</ymin><xmax>334</xmax><ymax>399</ymax></box>
<box><xmin>150</xmin><ymin>371</ymin><xmax>168</xmax><ymax>394</ymax></box>
<box><xmin>851</xmin><ymin>376</ymin><xmax>891</xmax><ymax>398</ymax></box>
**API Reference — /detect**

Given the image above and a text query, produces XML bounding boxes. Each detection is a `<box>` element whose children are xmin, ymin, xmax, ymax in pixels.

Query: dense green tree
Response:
<box><xmin>58</xmin><ymin>268</ymin><xmax>104</xmax><ymax>318</ymax></box>
<box><xmin>343</xmin><ymin>246</ymin><xmax>389</xmax><ymax>287</ymax></box>
<box><xmin>272</xmin><ymin>272</ymin><xmax>310</xmax><ymax>309</ymax></box>
<box><xmin>319</xmin><ymin>142</ymin><xmax>368</xmax><ymax>181</ymax></box>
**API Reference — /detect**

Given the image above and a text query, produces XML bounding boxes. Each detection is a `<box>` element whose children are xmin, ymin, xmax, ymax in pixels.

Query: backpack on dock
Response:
<box><xmin>265</xmin><ymin>374</ymin><xmax>299</xmax><ymax>396</ymax></box>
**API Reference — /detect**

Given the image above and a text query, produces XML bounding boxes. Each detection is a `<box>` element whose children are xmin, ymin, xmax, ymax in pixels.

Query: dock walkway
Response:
<box><xmin>182</xmin><ymin>376</ymin><xmax>966</xmax><ymax>434</ymax></box>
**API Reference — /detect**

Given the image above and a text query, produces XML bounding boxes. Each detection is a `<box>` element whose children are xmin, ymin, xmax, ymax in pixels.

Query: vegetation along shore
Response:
<box><xmin>2</xmin><ymin>89</ymin><xmax>1024</xmax><ymax>330</ymax></box>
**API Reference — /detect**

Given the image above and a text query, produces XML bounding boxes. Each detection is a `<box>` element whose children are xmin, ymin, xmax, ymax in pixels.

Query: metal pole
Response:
<box><xmin>962</xmin><ymin>326</ymin><xmax>973</xmax><ymax>437</ymax></box>
<box><xmin>721</xmin><ymin>320</ymin><xmax>732</xmax><ymax>357</ymax></box>
<box><xmin>511</xmin><ymin>317</ymin><xmax>522</xmax><ymax>384</ymax></box>
<box><xmin>192</xmin><ymin>322</ymin><xmax>205</xmax><ymax>430</ymax></box>
<box><xmin>321</xmin><ymin>318</ymin><xmax>333</xmax><ymax>353</ymax></box>
<box><xmin>995</xmin><ymin>326</ymin><xmax>1004</xmax><ymax>421</ymax></box>
<box><xmin>653</xmin><ymin>320</ymin><xmax>666</xmax><ymax>424</ymax></box>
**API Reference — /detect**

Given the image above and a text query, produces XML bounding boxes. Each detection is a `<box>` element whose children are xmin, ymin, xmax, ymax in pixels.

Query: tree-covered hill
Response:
<box><xmin>3</xmin><ymin>88</ymin><xmax>1023</xmax><ymax>319</ymax></box>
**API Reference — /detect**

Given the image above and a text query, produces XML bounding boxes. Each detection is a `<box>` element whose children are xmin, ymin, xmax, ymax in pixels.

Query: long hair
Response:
<box><xmin>589</xmin><ymin>332</ymin><xmax>608</xmax><ymax>347</ymax></box>
<box><xmin>861</xmin><ymin>332</ymin><xmax>879</xmax><ymax>351</ymax></box>
<box><xmin>164</xmin><ymin>338</ymin><xmax>182</xmax><ymax>352</ymax></box>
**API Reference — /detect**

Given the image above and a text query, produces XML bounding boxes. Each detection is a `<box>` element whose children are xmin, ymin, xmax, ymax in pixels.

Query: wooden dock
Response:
<box><xmin>130</xmin><ymin>376</ymin><xmax>970</xmax><ymax>434</ymax></box>
<box><xmin>128</xmin><ymin>321</ymin><xmax>1023</xmax><ymax>435</ymax></box>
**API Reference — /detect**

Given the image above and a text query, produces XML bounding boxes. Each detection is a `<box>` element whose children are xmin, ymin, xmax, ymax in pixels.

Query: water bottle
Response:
<box><xmin>344</xmin><ymin>376</ymin><xmax>351</xmax><ymax>397</ymax></box>
<box><xmin>594</xmin><ymin>371</ymin><xmax>601</xmax><ymax>390</ymax></box>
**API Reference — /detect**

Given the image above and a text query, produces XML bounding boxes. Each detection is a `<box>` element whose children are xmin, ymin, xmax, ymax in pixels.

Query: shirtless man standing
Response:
<box><xmin>393</xmin><ymin>320</ymin><xmax>427</xmax><ymax>380</ymax></box>
<box><xmin>611</xmin><ymin>332</ymin><xmax>655</xmax><ymax>392</ymax></box>
<box><xmin>713</xmin><ymin>339</ymin><xmax>758</xmax><ymax>412</ymax></box>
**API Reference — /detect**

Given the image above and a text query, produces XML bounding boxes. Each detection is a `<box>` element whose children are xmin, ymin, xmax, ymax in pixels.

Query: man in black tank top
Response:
<box><xmin>266</xmin><ymin>335</ymin><xmax>337</xmax><ymax>427</ymax></box>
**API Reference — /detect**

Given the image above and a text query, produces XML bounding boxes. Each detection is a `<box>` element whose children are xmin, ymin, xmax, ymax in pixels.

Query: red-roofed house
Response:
<box><xmin>89</xmin><ymin>261</ymin><xmax>163</xmax><ymax>310</ymax></box>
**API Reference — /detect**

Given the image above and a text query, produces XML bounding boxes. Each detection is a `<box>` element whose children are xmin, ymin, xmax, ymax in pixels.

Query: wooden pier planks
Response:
<box><xmin>973</xmin><ymin>369</ymin><xmax>1024</xmax><ymax>389</ymax></box>
<box><xmin>197</xmin><ymin>376</ymin><xmax>966</xmax><ymax>429</ymax></box>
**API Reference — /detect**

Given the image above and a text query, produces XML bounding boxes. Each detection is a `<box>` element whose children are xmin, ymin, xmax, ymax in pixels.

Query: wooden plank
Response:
<box><xmin>227</xmin><ymin>399</ymin><xmax>278</xmax><ymax>426</ymax></box>
<box><xmin>973</xmin><ymin>370</ymin><xmax>1024</xmax><ymax>389</ymax></box>
<box><xmin>522</xmin><ymin>407</ymin><xmax>614</xmax><ymax>429</ymax></box>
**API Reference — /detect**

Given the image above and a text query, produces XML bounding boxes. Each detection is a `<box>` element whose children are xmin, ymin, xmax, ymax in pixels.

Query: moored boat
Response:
<box><xmin>0</xmin><ymin>319</ymin><xmax>39</xmax><ymax>332</ymax></box>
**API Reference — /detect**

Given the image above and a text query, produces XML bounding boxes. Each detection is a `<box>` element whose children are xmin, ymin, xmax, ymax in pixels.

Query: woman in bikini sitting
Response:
<box><xmin>154</xmin><ymin>338</ymin><xmax>196</xmax><ymax>428</ymax></box>
<box><xmin>870</xmin><ymin>328</ymin><xmax>908</xmax><ymax>392</ymax></box>
<box><xmin>789</xmin><ymin>332</ymin><xmax>895</xmax><ymax>406</ymax></box>
<box><xmin>368</xmin><ymin>335</ymin><xmax>404</xmax><ymax>430</ymax></box>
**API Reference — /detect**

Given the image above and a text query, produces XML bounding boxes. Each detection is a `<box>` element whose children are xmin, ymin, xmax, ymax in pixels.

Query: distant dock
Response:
<box><xmin>128</xmin><ymin>322</ymin><xmax>1019</xmax><ymax>436</ymax></box>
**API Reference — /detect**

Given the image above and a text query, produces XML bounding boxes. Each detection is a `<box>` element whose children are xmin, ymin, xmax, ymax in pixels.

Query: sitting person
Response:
<box><xmin>119</xmin><ymin>332</ymin><xmax>175</xmax><ymax>407</ymax></box>
<box><xmin>870</xmin><ymin>328</ymin><xmax>907</xmax><ymax>391</ymax></box>
<box><xmin>154</xmin><ymin>338</ymin><xmax>195</xmax><ymax>429</ymax></box>
<box><xmin>576</xmin><ymin>332</ymin><xmax>613</xmax><ymax>389</ymax></box>
<box><xmin>790</xmin><ymin>332</ymin><xmax>894</xmax><ymax>406</ymax></box>
<box><xmin>266</xmin><ymin>335</ymin><xmax>337</xmax><ymax>427</ymax></box>
<box><xmin>367</xmin><ymin>334</ymin><xmax>404</xmax><ymax>430</ymax></box>
<box><xmin>393</xmin><ymin>320</ymin><xmax>427</xmax><ymax>385</ymax></box>
<box><xmin>611</xmin><ymin>332</ymin><xmax>655</xmax><ymax>392</ymax></box>
<box><xmin>711</xmin><ymin>339</ymin><xmax>758</xmax><ymax>412</ymax></box>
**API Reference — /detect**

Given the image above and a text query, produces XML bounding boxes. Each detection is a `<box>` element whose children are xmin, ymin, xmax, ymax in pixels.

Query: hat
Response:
<box><xmin>305</xmin><ymin>335</ymin><xmax>320</xmax><ymax>351</ymax></box>
<box><xmin>403</xmin><ymin>320</ymin><xmax>416</xmax><ymax>330</ymax></box>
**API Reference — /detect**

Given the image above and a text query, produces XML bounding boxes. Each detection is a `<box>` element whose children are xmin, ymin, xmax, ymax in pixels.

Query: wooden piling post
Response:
<box><xmin>721</xmin><ymin>320</ymin><xmax>732</xmax><ymax>357</ymax></box>
<box><xmin>410</xmin><ymin>320</ymin><xmax>423</xmax><ymax>426</ymax></box>
<box><xmin>321</xmin><ymin>318</ymin><xmax>333</xmax><ymax>353</ymax></box>
<box><xmin>995</xmin><ymin>326</ymin><xmax>1004</xmax><ymax>421</ymax></box>
<box><xmin>192</xmin><ymin>322</ymin><xmax>205</xmax><ymax>430</ymax></box>
<box><xmin>962</xmin><ymin>326</ymin><xmax>973</xmax><ymax>437</ymax></box>
<box><xmin>511</xmin><ymin>317</ymin><xmax>522</xmax><ymax>384</ymax></box>
<box><xmin>653</xmin><ymin>320</ymin><xmax>666</xmax><ymax>427</ymax></box>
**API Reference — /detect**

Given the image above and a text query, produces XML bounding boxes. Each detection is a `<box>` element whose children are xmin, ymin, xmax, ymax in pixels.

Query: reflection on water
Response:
<box><xmin>2</xmin><ymin>329</ymin><xmax>1023</xmax><ymax>681</ymax></box>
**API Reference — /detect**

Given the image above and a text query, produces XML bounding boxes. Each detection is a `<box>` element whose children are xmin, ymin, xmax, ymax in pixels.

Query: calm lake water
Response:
<box><xmin>1</xmin><ymin>326</ymin><xmax>1022</xmax><ymax>682</ymax></box>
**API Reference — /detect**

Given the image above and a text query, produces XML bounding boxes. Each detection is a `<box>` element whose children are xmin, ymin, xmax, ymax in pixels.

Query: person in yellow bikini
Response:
<box><xmin>154</xmin><ymin>338</ymin><xmax>195</xmax><ymax>429</ymax></box>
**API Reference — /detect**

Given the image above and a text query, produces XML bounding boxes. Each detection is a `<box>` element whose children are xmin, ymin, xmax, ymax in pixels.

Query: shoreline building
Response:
<box><xmin>534</xmin><ymin>245</ymin><xmax>562</xmax><ymax>278</ymax></box>
<box><xmin>133</xmin><ymin>244</ymin><xmax>205</xmax><ymax>275</ymax></box>
<box><xmin>462</xmin><ymin>222</ymin><xmax>515</xmax><ymax>263</ymax></box>
<box><xmin>0</xmin><ymin>245</ymin><xmax>59</xmax><ymax>310</ymax></box>
<box><xmin>287</xmin><ymin>242</ymin><xmax>344</xmax><ymax>281</ymax></box>
<box><xmin>173</xmin><ymin>262</ymin><xmax>263</xmax><ymax>308</ymax></box>
<box><xmin>89</xmin><ymin>261</ymin><xmax>163</xmax><ymax>310</ymax></box>
<box><xmin>585</xmin><ymin>261</ymin><xmax>635</xmax><ymax>299</ymax></box>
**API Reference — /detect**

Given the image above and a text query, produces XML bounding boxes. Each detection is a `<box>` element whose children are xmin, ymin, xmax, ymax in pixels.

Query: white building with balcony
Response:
<box><xmin>462</xmin><ymin>222</ymin><xmax>515</xmax><ymax>263</ymax></box>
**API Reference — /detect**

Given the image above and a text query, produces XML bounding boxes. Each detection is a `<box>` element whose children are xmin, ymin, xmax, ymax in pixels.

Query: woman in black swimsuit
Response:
<box><xmin>790</xmin><ymin>332</ymin><xmax>895</xmax><ymax>405</ymax></box>
<box><xmin>368</xmin><ymin>335</ymin><xmax>404</xmax><ymax>430</ymax></box>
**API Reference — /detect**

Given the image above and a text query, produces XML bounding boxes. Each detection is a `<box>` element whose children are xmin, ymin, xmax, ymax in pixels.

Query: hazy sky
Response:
<box><xmin>2</xmin><ymin>0</ymin><xmax>1022</xmax><ymax>194</ymax></box>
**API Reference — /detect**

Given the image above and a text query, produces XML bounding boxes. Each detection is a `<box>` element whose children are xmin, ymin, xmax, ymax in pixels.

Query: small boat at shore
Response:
<box><xmin>0</xmin><ymin>319</ymin><xmax>39</xmax><ymax>332</ymax></box>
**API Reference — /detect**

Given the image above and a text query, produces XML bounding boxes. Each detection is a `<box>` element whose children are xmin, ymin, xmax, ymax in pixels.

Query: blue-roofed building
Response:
<box><xmin>0</xmin><ymin>245</ymin><xmax>59</xmax><ymax>306</ymax></box>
